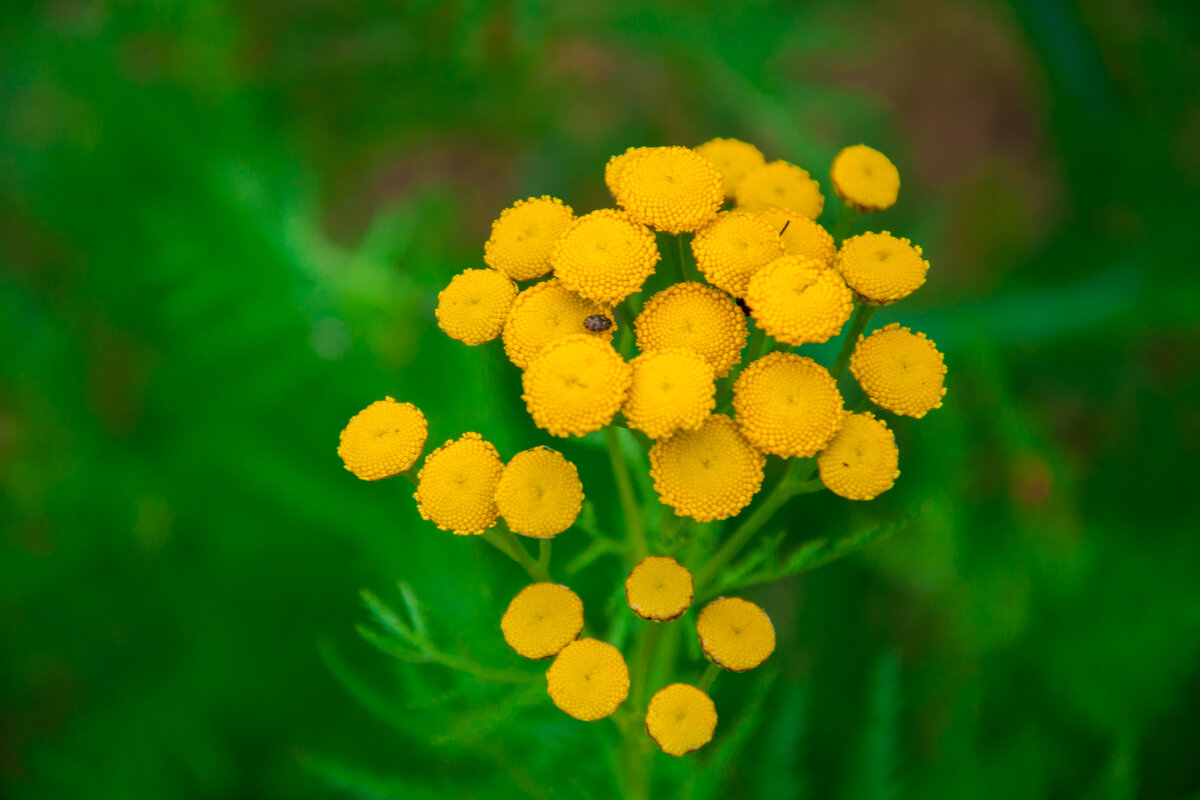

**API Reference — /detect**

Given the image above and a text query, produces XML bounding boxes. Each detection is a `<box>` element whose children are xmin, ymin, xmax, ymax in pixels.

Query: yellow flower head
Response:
<box><xmin>338</xmin><ymin>397</ymin><xmax>428</xmax><ymax>481</ymax></box>
<box><xmin>625</xmin><ymin>556</ymin><xmax>694</xmax><ymax>621</ymax></box>
<box><xmin>435</xmin><ymin>268</ymin><xmax>519</xmax><ymax>345</ymax></box>
<box><xmin>522</xmin><ymin>335</ymin><xmax>632</xmax><ymax>437</ymax></box>
<box><xmin>623</xmin><ymin>348</ymin><xmax>716</xmax><ymax>440</ymax></box>
<box><xmin>414</xmin><ymin>432</ymin><xmax>504</xmax><ymax>535</ymax></box>
<box><xmin>645</xmin><ymin>684</ymin><xmax>718</xmax><ymax>756</ymax></box>
<box><xmin>745</xmin><ymin>255</ymin><xmax>854</xmax><ymax>345</ymax></box>
<box><xmin>835</xmin><ymin>231</ymin><xmax>929</xmax><ymax>304</ymax></box>
<box><xmin>735</xmin><ymin>160</ymin><xmax>824</xmax><ymax>219</ymax></box>
<box><xmin>501</xmin><ymin>583</ymin><xmax>585</xmax><ymax>660</ymax></box>
<box><xmin>831</xmin><ymin>144</ymin><xmax>900</xmax><ymax>213</ymax></box>
<box><xmin>605</xmin><ymin>146</ymin><xmax>668</xmax><ymax>198</ymax></box>
<box><xmin>733</xmin><ymin>352</ymin><xmax>844</xmax><ymax>458</ymax></box>
<box><xmin>691</xmin><ymin>211</ymin><xmax>787</xmax><ymax>297</ymax></box>
<box><xmin>649</xmin><ymin>414</ymin><xmax>766</xmax><ymax>522</ymax></box>
<box><xmin>634</xmin><ymin>282</ymin><xmax>749</xmax><ymax>379</ymax></box>
<box><xmin>849</xmin><ymin>323</ymin><xmax>947</xmax><ymax>418</ymax></box>
<box><xmin>551</xmin><ymin>209</ymin><xmax>660</xmax><ymax>305</ymax></box>
<box><xmin>502</xmin><ymin>279</ymin><xmax>615</xmax><ymax>369</ymax></box>
<box><xmin>496</xmin><ymin>447</ymin><xmax>584</xmax><ymax>538</ymax></box>
<box><xmin>757</xmin><ymin>209</ymin><xmax>836</xmax><ymax>267</ymax></box>
<box><xmin>484</xmin><ymin>196</ymin><xmax>575</xmax><ymax>281</ymax></box>
<box><xmin>694</xmin><ymin>137</ymin><xmax>767</xmax><ymax>200</ymax></box>
<box><xmin>817</xmin><ymin>411</ymin><xmax>900</xmax><ymax>500</ymax></box>
<box><xmin>614</xmin><ymin>146</ymin><xmax>724</xmax><ymax>234</ymax></box>
<box><xmin>696</xmin><ymin>597</ymin><xmax>775</xmax><ymax>672</ymax></box>
<box><xmin>546</xmin><ymin>638</ymin><xmax>630</xmax><ymax>721</ymax></box>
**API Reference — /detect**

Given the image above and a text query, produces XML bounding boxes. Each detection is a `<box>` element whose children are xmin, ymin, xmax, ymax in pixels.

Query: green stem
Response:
<box><xmin>745</xmin><ymin>325</ymin><xmax>767</xmax><ymax>365</ymax></box>
<box><xmin>538</xmin><ymin>539</ymin><xmax>552</xmax><ymax>573</ymax></box>
<box><xmin>697</xmin><ymin>661</ymin><xmax>722</xmax><ymax>693</ymax></box>
<box><xmin>676</xmin><ymin>234</ymin><xmax>693</xmax><ymax>282</ymax></box>
<box><xmin>830</xmin><ymin>204</ymin><xmax>861</xmax><ymax>243</ymax></box>
<box><xmin>605</xmin><ymin>426</ymin><xmax>649</xmax><ymax>561</ymax></box>
<box><xmin>830</xmin><ymin>303</ymin><xmax>876</xmax><ymax>381</ymax></box>
<box><xmin>615</xmin><ymin>303</ymin><xmax>635</xmax><ymax>358</ymax></box>
<box><xmin>481</xmin><ymin>523</ymin><xmax>553</xmax><ymax>583</ymax></box>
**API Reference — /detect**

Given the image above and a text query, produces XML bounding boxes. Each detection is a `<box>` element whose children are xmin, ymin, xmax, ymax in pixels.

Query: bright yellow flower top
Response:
<box><xmin>501</xmin><ymin>583</ymin><xmax>585</xmax><ymax>660</ymax></box>
<box><xmin>746</xmin><ymin>255</ymin><xmax>854</xmax><ymax>346</ymax></box>
<box><xmin>495</xmin><ymin>447</ymin><xmax>584</xmax><ymax>538</ymax></box>
<box><xmin>850</xmin><ymin>323</ymin><xmax>947</xmax><ymax>418</ymax></box>
<box><xmin>734</xmin><ymin>352</ymin><xmax>845</xmax><ymax>458</ymax></box>
<box><xmin>830</xmin><ymin>144</ymin><xmax>900</xmax><ymax>213</ymax></box>
<box><xmin>696</xmin><ymin>597</ymin><xmax>775</xmax><ymax>672</ymax></box>
<box><xmin>622</xmin><ymin>348</ymin><xmax>716</xmax><ymax>440</ymax></box>
<box><xmin>634</xmin><ymin>282</ymin><xmax>749</xmax><ymax>379</ymax></box>
<box><xmin>414</xmin><ymin>432</ymin><xmax>504</xmax><ymax>535</ymax></box>
<box><xmin>694</xmin><ymin>137</ymin><xmax>767</xmax><ymax>200</ymax></box>
<box><xmin>546</xmin><ymin>638</ymin><xmax>630</xmax><ymax>721</ymax></box>
<box><xmin>835</xmin><ymin>231</ymin><xmax>929</xmax><ymax>304</ymax></box>
<box><xmin>550</xmin><ymin>209</ymin><xmax>660</xmax><ymax>305</ymax></box>
<box><xmin>649</xmin><ymin>414</ymin><xmax>766</xmax><ymax>522</ymax></box>
<box><xmin>645</xmin><ymin>684</ymin><xmax>718</xmax><ymax>756</ymax></box>
<box><xmin>691</xmin><ymin>211</ymin><xmax>787</xmax><ymax>297</ymax></box>
<box><xmin>757</xmin><ymin>208</ymin><xmax>836</xmax><ymax>267</ymax></box>
<box><xmin>522</xmin><ymin>335</ymin><xmax>632</xmax><ymax>437</ymax></box>
<box><xmin>605</xmin><ymin>146</ymin><xmax>668</xmax><ymax>198</ymax></box>
<box><xmin>435</xmin><ymin>268</ymin><xmax>518</xmax><ymax>345</ymax></box>
<box><xmin>817</xmin><ymin>411</ymin><xmax>900</xmax><ymax>501</ymax></box>
<box><xmin>338</xmin><ymin>397</ymin><xmax>428</xmax><ymax>481</ymax></box>
<box><xmin>502</xmin><ymin>279</ymin><xmax>615</xmax><ymax>369</ymax></box>
<box><xmin>735</xmin><ymin>160</ymin><xmax>824</xmax><ymax>219</ymax></box>
<box><xmin>613</xmin><ymin>146</ymin><xmax>724</xmax><ymax>233</ymax></box>
<box><xmin>484</xmin><ymin>196</ymin><xmax>575</xmax><ymax>281</ymax></box>
<box><xmin>625</xmin><ymin>556</ymin><xmax>694</xmax><ymax>621</ymax></box>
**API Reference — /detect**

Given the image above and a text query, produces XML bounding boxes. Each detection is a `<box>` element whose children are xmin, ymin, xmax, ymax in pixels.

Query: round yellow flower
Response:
<box><xmin>337</xmin><ymin>397</ymin><xmax>428</xmax><ymax>481</ymax></box>
<box><xmin>830</xmin><ymin>144</ymin><xmax>900</xmax><ymax>213</ymax></box>
<box><xmin>502</xmin><ymin>279</ymin><xmax>615</xmax><ymax>369</ymax></box>
<box><xmin>757</xmin><ymin>208</ymin><xmax>836</xmax><ymax>267</ymax></box>
<box><xmin>551</xmin><ymin>209</ymin><xmax>660</xmax><ymax>305</ymax></box>
<box><xmin>484</xmin><ymin>196</ymin><xmax>575</xmax><ymax>281</ymax></box>
<box><xmin>435</xmin><ymin>268</ymin><xmax>518</xmax><ymax>345</ymax></box>
<box><xmin>414</xmin><ymin>433</ymin><xmax>504</xmax><ymax>535</ymax></box>
<box><xmin>622</xmin><ymin>349</ymin><xmax>716</xmax><ymax>440</ymax></box>
<box><xmin>733</xmin><ymin>352</ymin><xmax>844</xmax><ymax>458</ymax></box>
<box><xmin>649</xmin><ymin>414</ymin><xmax>765</xmax><ymax>522</ymax></box>
<box><xmin>614</xmin><ymin>146</ymin><xmax>724</xmax><ymax>234</ymax></box>
<box><xmin>496</xmin><ymin>447</ymin><xmax>584</xmax><ymax>538</ymax></box>
<box><xmin>849</xmin><ymin>323</ymin><xmax>947</xmax><ymax>418</ymax></box>
<box><xmin>605</xmin><ymin>146</ymin><xmax>668</xmax><ymax>198</ymax></box>
<box><xmin>835</xmin><ymin>231</ymin><xmax>929</xmax><ymax>304</ymax></box>
<box><xmin>634</xmin><ymin>282</ymin><xmax>748</xmax><ymax>379</ymax></box>
<box><xmin>625</xmin><ymin>556</ymin><xmax>694</xmax><ymax>621</ymax></box>
<box><xmin>501</xmin><ymin>583</ymin><xmax>585</xmax><ymax>660</ymax></box>
<box><xmin>522</xmin><ymin>335</ymin><xmax>632</xmax><ymax>437</ymax></box>
<box><xmin>694</xmin><ymin>137</ymin><xmax>766</xmax><ymax>200</ymax></box>
<box><xmin>745</xmin><ymin>255</ymin><xmax>854</xmax><ymax>345</ymax></box>
<box><xmin>645</xmin><ymin>684</ymin><xmax>718</xmax><ymax>756</ymax></box>
<box><xmin>735</xmin><ymin>160</ymin><xmax>824</xmax><ymax>219</ymax></box>
<box><xmin>817</xmin><ymin>411</ymin><xmax>900</xmax><ymax>500</ymax></box>
<box><xmin>691</xmin><ymin>211</ymin><xmax>786</xmax><ymax>297</ymax></box>
<box><xmin>546</xmin><ymin>638</ymin><xmax>630</xmax><ymax>721</ymax></box>
<box><xmin>696</xmin><ymin>597</ymin><xmax>775</xmax><ymax>672</ymax></box>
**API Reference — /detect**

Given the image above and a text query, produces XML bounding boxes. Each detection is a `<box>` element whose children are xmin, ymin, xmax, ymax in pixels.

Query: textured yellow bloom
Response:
<box><xmin>830</xmin><ymin>144</ymin><xmax>900</xmax><ymax>213</ymax></box>
<box><xmin>522</xmin><ymin>335</ymin><xmax>632</xmax><ymax>437</ymax></box>
<box><xmin>484</xmin><ymin>196</ymin><xmax>575</xmax><ymax>281</ymax></box>
<box><xmin>757</xmin><ymin>209</ymin><xmax>836</xmax><ymax>267</ymax></box>
<box><xmin>338</xmin><ymin>397</ymin><xmax>428</xmax><ymax>481</ymax></box>
<box><xmin>414</xmin><ymin>433</ymin><xmax>504</xmax><ymax>535</ymax></box>
<box><xmin>435</xmin><ymin>268</ymin><xmax>518</xmax><ymax>345</ymax></box>
<box><xmin>605</xmin><ymin>146</ymin><xmax>668</xmax><ymax>198</ymax></box>
<box><xmin>501</xmin><ymin>583</ymin><xmax>585</xmax><ymax>660</ymax></box>
<box><xmin>634</xmin><ymin>282</ymin><xmax>748</xmax><ymax>379</ymax></box>
<box><xmin>836</xmin><ymin>231</ymin><xmax>929</xmax><ymax>304</ymax></box>
<box><xmin>502</xmin><ymin>279</ymin><xmax>615</xmax><ymax>369</ymax></box>
<box><xmin>614</xmin><ymin>146</ymin><xmax>724</xmax><ymax>234</ymax></box>
<box><xmin>691</xmin><ymin>211</ymin><xmax>786</xmax><ymax>297</ymax></box>
<box><xmin>649</xmin><ymin>414</ymin><xmax>765</xmax><ymax>522</ymax></box>
<box><xmin>646</xmin><ymin>684</ymin><xmax>718</xmax><ymax>756</ymax></box>
<box><xmin>551</xmin><ymin>209</ymin><xmax>660</xmax><ymax>305</ymax></box>
<box><xmin>735</xmin><ymin>160</ymin><xmax>824</xmax><ymax>219</ymax></box>
<box><xmin>546</xmin><ymin>638</ymin><xmax>630</xmax><ymax>721</ymax></box>
<box><xmin>850</xmin><ymin>323</ymin><xmax>947</xmax><ymax>418</ymax></box>
<box><xmin>734</xmin><ymin>353</ymin><xmax>844</xmax><ymax>458</ymax></box>
<box><xmin>695</xmin><ymin>137</ymin><xmax>767</xmax><ymax>200</ymax></box>
<box><xmin>696</xmin><ymin>597</ymin><xmax>775</xmax><ymax>672</ymax></box>
<box><xmin>623</xmin><ymin>349</ymin><xmax>716</xmax><ymax>440</ymax></box>
<box><xmin>745</xmin><ymin>255</ymin><xmax>854</xmax><ymax>345</ymax></box>
<box><xmin>496</xmin><ymin>447</ymin><xmax>584</xmax><ymax>538</ymax></box>
<box><xmin>625</xmin><ymin>556</ymin><xmax>694</xmax><ymax>621</ymax></box>
<box><xmin>817</xmin><ymin>411</ymin><xmax>900</xmax><ymax>500</ymax></box>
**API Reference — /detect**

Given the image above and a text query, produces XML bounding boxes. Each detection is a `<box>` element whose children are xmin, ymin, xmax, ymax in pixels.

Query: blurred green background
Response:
<box><xmin>3</xmin><ymin>1</ymin><xmax>1199</xmax><ymax>797</ymax></box>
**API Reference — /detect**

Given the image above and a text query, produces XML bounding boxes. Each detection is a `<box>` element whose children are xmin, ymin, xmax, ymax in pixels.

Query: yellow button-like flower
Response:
<box><xmin>551</xmin><ymin>209</ymin><xmax>660</xmax><ymax>305</ymax></box>
<box><xmin>745</xmin><ymin>255</ymin><xmax>854</xmax><ymax>345</ymax></box>
<box><xmin>501</xmin><ymin>583</ymin><xmax>585</xmax><ymax>660</ymax></box>
<box><xmin>691</xmin><ymin>211</ymin><xmax>786</xmax><ymax>297</ymax></box>
<box><xmin>435</xmin><ymin>268</ymin><xmax>519</xmax><ymax>345</ymax></box>
<box><xmin>645</xmin><ymin>684</ymin><xmax>718</xmax><ymax>756</ymax></box>
<box><xmin>614</xmin><ymin>146</ymin><xmax>724</xmax><ymax>234</ymax></box>
<box><xmin>757</xmin><ymin>209</ymin><xmax>836</xmax><ymax>267</ymax></box>
<box><xmin>484</xmin><ymin>196</ymin><xmax>575</xmax><ymax>281</ymax></box>
<box><xmin>649</xmin><ymin>414</ymin><xmax>766</xmax><ymax>522</ymax></box>
<box><xmin>735</xmin><ymin>160</ymin><xmax>824</xmax><ymax>219</ymax></box>
<box><xmin>634</xmin><ymin>282</ymin><xmax>748</xmax><ymax>379</ymax></box>
<box><xmin>546</xmin><ymin>638</ymin><xmax>630</xmax><ymax>721</ymax></box>
<box><xmin>817</xmin><ymin>411</ymin><xmax>900</xmax><ymax>500</ymax></box>
<box><xmin>733</xmin><ymin>353</ymin><xmax>844</xmax><ymax>458</ymax></box>
<box><xmin>605</xmin><ymin>146</ymin><xmax>668</xmax><ymax>198</ymax></box>
<box><xmin>625</xmin><ymin>556</ymin><xmax>694</xmax><ymax>621</ymax></box>
<box><xmin>696</xmin><ymin>597</ymin><xmax>775</xmax><ymax>672</ymax></box>
<box><xmin>502</xmin><ymin>279</ymin><xmax>615</xmax><ymax>369</ymax></box>
<box><xmin>338</xmin><ymin>397</ymin><xmax>428</xmax><ymax>481</ymax></box>
<box><xmin>623</xmin><ymin>348</ymin><xmax>716</xmax><ymax>440</ymax></box>
<box><xmin>414</xmin><ymin>432</ymin><xmax>504</xmax><ymax>535</ymax></box>
<box><xmin>835</xmin><ymin>231</ymin><xmax>929</xmax><ymax>304</ymax></box>
<box><xmin>694</xmin><ymin>137</ymin><xmax>766</xmax><ymax>200</ymax></box>
<box><xmin>496</xmin><ymin>447</ymin><xmax>584</xmax><ymax>538</ymax></box>
<box><xmin>849</xmin><ymin>323</ymin><xmax>947</xmax><ymax>418</ymax></box>
<box><xmin>830</xmin><ymin>144</ymin><xmax>900</xmax><ymax>213</ymax></box>
<box><xmin>522</xmin><ymin>335</ymin><xmax>632</xmax><ymax>437</ymax></box>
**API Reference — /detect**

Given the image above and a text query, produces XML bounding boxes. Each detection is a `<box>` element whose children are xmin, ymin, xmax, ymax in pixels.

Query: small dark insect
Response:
<box><xmin>779</xmin><ymin>220</ymin><xmax>791</xmax><ymax>235</ymax></box>
<box><xmin>584</xmin><ymin>314</ymin><xmax>613</xmax><ymax>332</ymax></box>
<box><xmin>735</xmin><ymin>297</ymin><xmax>752</xmax><ymax>316</ymax></box>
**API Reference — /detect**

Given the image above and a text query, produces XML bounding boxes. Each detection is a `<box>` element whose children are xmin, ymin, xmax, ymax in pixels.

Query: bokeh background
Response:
<box><xmin>3</xmin><ymin>1</ymin><xmax>1199</xmax><ymax>797</ymax></box>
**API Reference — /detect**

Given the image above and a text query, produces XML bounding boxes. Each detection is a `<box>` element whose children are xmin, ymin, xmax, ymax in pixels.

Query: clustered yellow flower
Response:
<box><xmin>501</xmin><ymin>583</ymin><xmax>584</xmax><ymax>659</ymax></box>
<box><xmin>551</xmin><ymin>209</ymin><xmax>660</xmax><ymax>305</ymax></box>
<box><xmin>736</xmin><ymin>160</ymin><xmax>824</xmax><ymax>219</ymax></box>
<box><xmin>836</xmin><ymin>231</ymin><xmax>928</xmax><ymax>304</ymax></box>
<box><xmin>522</xmin><ymin>335</ymin><xmax>632</xmax><ymax>437</ymax></box>
<box><xmin>691</xmin><ymin>211</ymin><xmax>786</xmax><ymax>296</ymax></box>
<box><xmin>496</xmin><ymin>447</ymin><xmax>584</xmax><ymax>538</ymax></box>
<box><xmin>612</xmin><ymin>146</ymin><xmax>724</xmax><ymax>233</ymax></box>
<box><xmin>502</xmin><ymin>278</ymin><xmax>615</xmax><ymax>369</ymax></box>
<box><xmin>745</xmin><ymin>255</ymin><xmax>854</xmax><ymax>345</ymax></box>
<box><xmin>733</xmin><ymin>353</ymin><xmax>845</xmax><ymax>458</ymax></box>
<box><xmin>817</xmin><ymin>411</ymin><xmax>900</xmax><ymax>500</ymax></box>
<box><xmin>436</xmin><ymin>268</ymin><xmax>518</xmax><ymax>345</ymax></box>
<box><xmin>634</xmin><ymin>282</ymin><xmax>748</xmax><ymax>378</ymax></box>
<box><xmin>337</xmin><ymin>397</ymin><xmax>427</xmax><ymax>481</ymax></box>
<box><xmin>696</xmin><ymin>597</ymin><xmax>776</xmax><ymax>672</ymax></box>
<box><xmin>646</xmin><ymin>684</ymin><xmax>718</xmax><ymax>756</ymax></box>
<box><xmin>485</xmin><ymin>196</ymin><xmax>575</xmax><ymax>281</ymax></box>
<box><xmin>625</xmin><ymin>556</ymin><xmax>694</xmax><ymax>621</ymax></box>
<box><xmin>622</xmin><ymin>348</ymin><xmax>716</xmax><ymax>440</ymax></box>
<box><xmin>649</xmin><ymin>414</ymin><xmax>766</xmax><ymax>521</ymax></box>
<box><xmin>414</xmin><ymin>432</ymin><xmax>505</xmax><ymax>535</ymax></box>
<box><xmin>850</xmin><ymin>323</ymin><xmax>947</xmax><ymax>418</ymax></box>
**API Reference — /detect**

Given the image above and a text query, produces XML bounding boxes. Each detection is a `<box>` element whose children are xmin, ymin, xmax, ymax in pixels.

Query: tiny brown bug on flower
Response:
<box><xmin>584</xmin><ymin>314</ymin><xmax>613</xmax><ymax>332</ymax></box>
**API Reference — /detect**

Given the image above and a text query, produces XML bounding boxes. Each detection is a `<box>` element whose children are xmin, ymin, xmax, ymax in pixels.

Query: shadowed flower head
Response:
<box><xmin>546</xmin><ymin>638</ymin><xmax>630</xmax><ymax>721</ymax></box>
<box><xmin>735</xmin><ymin>160</ymin><xmax>824</xmax><ymax>219</ymax></box>
<box><xmin>623</xmin><ymin>348</ymin><xmax>716</xmax><ymax>440</ymax></box>
<box><xmin>502</xmin><ymin>278</ymin><xmax>615</xmax><ymax>369</ymax></box>
<box><xmin>522</xmin><ymin>334</ymin><xmax>632</xmax><ymax>437</ymax></box>
<box><xmin>757</xmin><ymin>208</ymin><xmax>836</xmax><ymax>267</ymax></box>
<box><xmin>835</xmin><ymin>231</ymin><xmax>929</xmax><ymax>304</ymax></box>
<box><xmin>625</xmin><ymin>556</ymin><xmax>694</xmax><ymax>621</ymax></box>
<box><xmin>817</xmin><ymin>411</ymin><xmax>900</xmax><ymax>500</ymax></box>
<box><xmin>501</xmin><ymin>583</ymin><xmax>585</xmax><ymax>660</ymax></box>
<box><xmin>551</xmin><ymin>209</ymin><xmax>660</xmax><ymax>305</ymax></box>
<box><xmin>634</xmin><ymin>282</ymin><xmax>748</xmax><ymax>378</ymax></box>
<box><xmin>691</xmin><ymin>211</ymin><xmax>786</xmax><ymax>297</ymax></box>
<box><xmin>484</xmin><ymin>196</ymin><xmax>575</xmax><ymax>281</ymax></box>
<box><xmin>613</xmin><ymin>146</ymin><xmax>724</xmax><ymax>234</ymax></box>
<box><xmin>435</xmin><ymin>268</ymin><xmax>518</xmax><ymax>345</ymax></box>
<box><xmin>696</xmin><ymin>596</ymin><xmax>775</xmax><ymax>672</ymax></box>
<box><xmin>646</xmin><ymin>684</ymin><xmax>718</xmax><ymax>756</ymax></box>
<box><xmin>733</xmin><ymin>352</ymin><xmax>845</xmax><ymax>458</ymax></box>
<box><xmin>746</xmin><ymin>255</ymin><xmax>854</xmax><ymax>346</ymax></box>
<box><xmin>649</xmin><ymin>414</ymin><xmax>766</xmax><ymax>521</ymax></box>
<box><xmin>830</xmin><ymin>144</ymin><xmax>900</xmax><ymax>213</ymax></box>
<box><xmin>414</xmin><ymin>432</ymin><xmax>504</xmax><ymax>535</ymax></box>
<box><xmin>850</xmin><ymin>323</ymin><xmax>947</xmax><ymax>418</ymax></box>
<box><xmin>338</xmin><ymin>397</ymin><xmax>428</xmax><ymax>481</ymax></box>
<box><xmin>695</xmin><ymin>137</ymin><xmax>766</xmax><ymax>200</ymax></box>
<box><xmin>496</xmin><ymin>447</ymin><xmax>584</xmax><ymax>538</ymax></box>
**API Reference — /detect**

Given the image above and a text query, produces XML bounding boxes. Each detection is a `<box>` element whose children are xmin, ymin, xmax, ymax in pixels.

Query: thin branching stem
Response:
<box><xmin>697</xmin><ymin>661</ymin><xmax>722</xmax><ymax>693</ymax></box>
<box><xmin>605</xmin><ymin>425</ymin><xmax>649</xmax><ymax>561</ymax></box>
<box><xmin>831</xmin><ymin>303</ymin><xmax>876</xmax><ymax>381</ymax></box>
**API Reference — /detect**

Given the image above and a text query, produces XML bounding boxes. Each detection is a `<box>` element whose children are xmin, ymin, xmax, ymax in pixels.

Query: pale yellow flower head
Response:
<box><xmin>694</xmin><ymin>137</ymin><xmax>766</xmax><ymax>200</ymax></box>
<box><xmin>696</xmin><ymin>597</ymin><xmax>775</xmax><ymax>672</ymax></box>
<box><xmin>414</xmin><ymin>432</ymin><xmax>504</xmax><ymax>535</ymax></box>
<box><xmin>634</xmin><ymin>282</ymin><xmax>748</xmax><ymax>378</ymax></box>
<box><xmin>817</xmin><ymin>411</ymin><xmax>900</xmax><ymax>500</ymax></box>
<box><xmin>614</xmin><ymin>146</ymin><xmax>724</xmax><ymax>234</ymax></box>
<box><xmin>435</xmin><ymin>268</ymin><xmax>518</xmax><ymax>345</ymax></box>
<box><xmin>625</xmin><ymin>556</ymin><xmax>694</xmax><ymax>621</ymax></box>
<box><xmin>850</xmin><ymin>323</ymin><xmax>947</xmax><ymax>418</ymax></box>
<box><xmin>338</xmin><ymin>397</ymin><xmax>428</xmax><ymax>481</ymax></box>
<box><xmin>484</xmin><ymin>196</ymin><xmax>575</xmax><ymax>281</ymax></box>
<box><xmin>735</xmin><ymin>160</ymin><xmax>824</xmax><ymax>219</ymax></box>
<box><xmin>522</xmin><ymin>335</ymin><xmax>632</xmax><ymax>437</ymax></box>
<box><xmin>757</xmin><ymin>208</ymin><xmax>836</xmax><ymax>267</ymax></box>
<box><xmin>831</xmin><ymin>144</ymin><xmax>900</xmax><ymax>213</ymax></box>
<box><xmin>836</xmin><ymin>231</ymin><xmax>929</xmax><ymax>304</ymax></box>
<box><xmin>622</xmin><ymin>348</ymin><xmax>716</xmax><ymax>440</ymax></box>
<box><xmin>649</xmin><ymin>414</ymin><xmax>766</xmax><ymax>522</ymax></box>
<box><xmin>746</xmin><ymin>255</ymin><xmax>854</xmax><ymax>346</ymax></box>
<box><xmin>734</xmin><ymin>352</ymin><xmax>844</xmax><ymax>458</ymax></box>
<box><xmin>691</xmin><ymin>211</ymin><xmax>786</xmax><ymax>297</ymax></box>
<box><xmin>546</xmin><ymin>638</ymin><xmax>630</xmax><ymax>721</ymax></box>
<box><xmin>502</xmin><ymin>279</ymin><xmax>615</xmax><ymax>369</ymax></box>
<box><xmin>501</xmin><ymin>583</ymin><xmax>585</xmax><ymax>660</ymax></box>
<box><xmin>646</xmin><ymin>684</ymin><xmax>718</xmax><ymax>756</ymax></box>
<box><xmin>496</xmin><ymin>447</ymin><xmax>584</xmax><ymax>538</ymax></box>
<box><xmin>551</xmin><ymin>209</ymin><xmax>660</xmax><ymax>305</ymax></box>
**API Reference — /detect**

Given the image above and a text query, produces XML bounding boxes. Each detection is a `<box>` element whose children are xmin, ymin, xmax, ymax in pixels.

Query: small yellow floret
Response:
<box><xmin>551</xmin><ymin>209</ymin><xmax>660</xmax><ymax>305</ymax></box>
<box><xmin>501</xmin><ymin>583</ymin><xmax>585</xmax><ymax>660</ymax></box>
<box><xmin>745</xmin><ymin>255</ymin><xmax>854</xmax><ymax>345</ymax></box>
<box><xmin>645</xmin><ymin>684</ymin><xmax>718</xmax><ymax>756</ymax></box>
<box><xmin>522</xmin><ymin>335</ymin><xmax>632</xmax><ymax>437</ymax></box>
<box><xmin>695</xmin><ymin>137</ymin><xmax>767</xmax><ymax>200</ymax></box>
<box><xmin>696</xmin><ymin>597</ymin><xmax>775</xmax><ymax>672</ymax></box>
<box><xmin>414</xmin><ymin>432</ymin><xmax>504</xmax><ymax>535</ymax></box>
<box><xmin>835</xmin><ymin>231</ymin><xmax>929</xmax><ymax>304</ymax></box>
<box><xmin>435</xmin><ymin>268</ymin><xmax>518</xmax><ymax>345</ymax></box>
<box><xmin>338</xmin><ymin>397</ymin><xmax>428</xmax><ymax>481</ymax></box>
<box><xmin>649</xmin><ymin>414</ymin><xmax>765</xmax><ymax>522</ymax></box>
<box><xmin>735</xmin><ymin>160</ymin><xmax>824</xmax><ymax>219</ymax></box>
<box><xmin>614</xmin><ymin>146</ymin><xmax>724</xmax><ymax>234</ymax></box>
<box><xmin>605</xmin><ymin>146</ymin><xmax>668</xmax><ymax>198</ymax></box>
<box><xmin>757</xmin><ymin>209</ymin><xmax>836</xmax><ymax>267</ymax></box>
<box><xmin>831</xmin><ymin>144</ymin><xmax>900</xmax><ymax>213</ymax></box>
<box><xmin>496</xmin><ymin>447</ymin><xmax>584</xmax><ymax>538</ymax></box>
<box><xmin>733</xmin><ymin>353</ymin><xmax>844</xmax><ymax>458</ymax></box>
<box><xmin>817</xmin><ymin>411</ymin><xmax>900</xmax><ymax>500</ymax></box>
<box><xmin>849</xmin><ymin>323</ymin><xmax>947</xmax><ymax>418</ymax></box>
<box><xmin>691</xmin><ymin>211</ymin><xmax>786</xmax><ymax>297</ymax></box>
<box><xmin>625</xmin><ymin>556</ymin><xmax>694</xmax><ymax>621</ymax></box>
<box><xmin>484</xmin><ymin>196</ymin><xmax>575</xmax><ymax>281</ymax></box>
<box><xmin>546</xmin><ymin>638</ymin><xmax>630</xmax><ymax>721</ymax></box>
<box><xmin>634</xmin><ymin>282</ymin><xmax>748</xmax><ymax>379</ymax></box>
<box><xmin>502</xmin><ymin>279</ymin><xmax>615</xmax><ymax>369</ymax></box>
<box><xmin>623</xmin><ymin>349</ymin><xmax>716</xmax><ymax>440</ymax></box>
